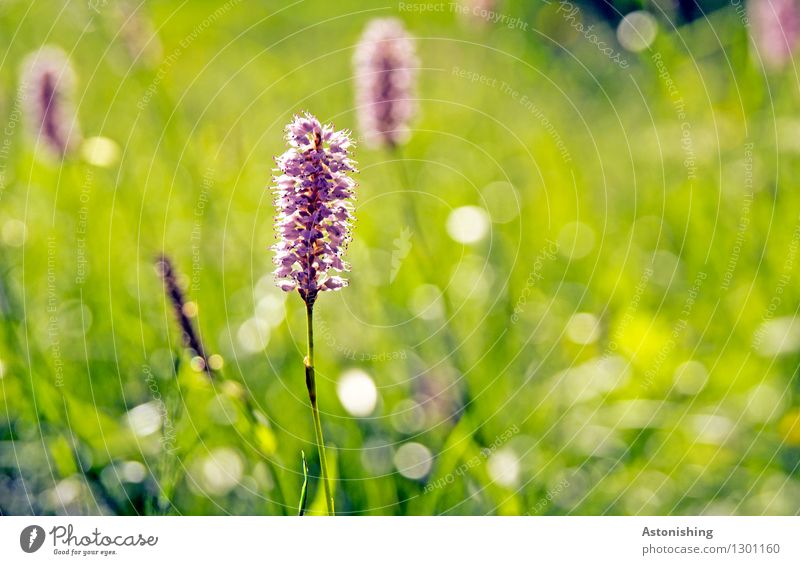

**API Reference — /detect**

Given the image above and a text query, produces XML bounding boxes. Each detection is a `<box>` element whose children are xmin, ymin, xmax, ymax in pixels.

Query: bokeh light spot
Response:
<box><xmin>337</xmin><ymin>368</ymin><xmax>378</xmax><ymax>417</ymax></box>
<box><xmin>394</xmin><ymin>442</ymin><xmax>433</xmax><ymax>480</ymax></box>
<box><xmin>617</xmin><ymin>11</ymin><xmax>657</xmax><ymax>53</ymax></box>
<box><xmin>446</xmin><ymin>206</ymin><xmax>490</xmax><ymax>244</ymax></box>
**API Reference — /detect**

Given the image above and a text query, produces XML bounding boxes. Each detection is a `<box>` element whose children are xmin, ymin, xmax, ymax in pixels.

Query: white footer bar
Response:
<box><xmin>1</xmin><ymin>516</ymin><xmax>798</xmax><ymax>564</ymax></box>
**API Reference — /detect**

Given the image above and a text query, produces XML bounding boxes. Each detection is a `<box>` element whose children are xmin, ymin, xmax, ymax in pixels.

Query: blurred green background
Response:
<box><xmin>1</xmin><ymin>0</ymin><xmax>799</xmax><ymax>516</ymax></box>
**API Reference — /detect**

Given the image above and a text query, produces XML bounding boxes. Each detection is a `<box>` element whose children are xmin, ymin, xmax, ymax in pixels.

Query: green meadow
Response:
<box><xmin>0</xmin><ymin>0</ymin><xmax>799</xmax><ymax>515</ymax></box>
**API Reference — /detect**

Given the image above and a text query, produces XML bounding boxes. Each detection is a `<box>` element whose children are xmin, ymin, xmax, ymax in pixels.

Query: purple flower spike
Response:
<box><xmin>272</xmin><ymin>113</ymin><xmax>357</xmax><ymax>305</ymax></box>
<box><xmin>353</xmin><ymin>18</ymin><xmax>418</xmax><ymax>149</ymax></box>
<box><xmin>19</xmin><ymin>46</ymin><xmax>81</xmax><ymax>157</ymax></box>
<box><xmin>748</xmin><ymin>0</ymin><xmax>800</xmax><ymax>69</ymax></box>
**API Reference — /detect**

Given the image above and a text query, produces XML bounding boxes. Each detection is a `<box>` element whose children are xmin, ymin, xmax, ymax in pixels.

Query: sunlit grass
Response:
<box><xmin>0</xmin><ymin>1</ymin><xmax>799</xmax><ymax>516</ymax></box>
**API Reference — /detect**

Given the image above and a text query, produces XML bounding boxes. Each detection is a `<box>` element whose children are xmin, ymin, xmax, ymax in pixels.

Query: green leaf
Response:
<box><xmin>297</xmin><ymin>450</ymin><xmax>309</xmax><ymax>516</ymax></box>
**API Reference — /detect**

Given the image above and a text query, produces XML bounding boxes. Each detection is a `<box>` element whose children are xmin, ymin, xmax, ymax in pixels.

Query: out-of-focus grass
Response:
<box><xmin>0</xmin><ymin>0</ymin><xmax>798</xmax><ymax>516</ymax></box>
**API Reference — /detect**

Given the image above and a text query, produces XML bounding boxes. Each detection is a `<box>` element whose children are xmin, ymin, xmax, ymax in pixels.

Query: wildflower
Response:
<box><xmin>748</xmin><ymin>0</ymin><xmax>800</xmax><ymax>69</ymax></box>
<box><xmin>154</xmin><ymin>255</ymin><xmax>211</xmax><ymax>375</ymax></box>
<box><xmin>272</xmin><ymin>112</ymin><xmax>356</xmax><ymax>306</ymax></box>
<box><xmin>353</xmin><ymin>18</ymin><xmax>418</xmax><ymax>149</ymax></box>
<box><xmin>113</xmin><ymin>1</ymin><xmax>163</xmax><ymax>68</ymax></box>
<box><xmin>271</xmin><ymin>112</ymin><xmax>358</xmax><ymax>516</ymax></box>
<box><xmin>19</xmin><ymin>46</ymin><xmax>81</xmax><ymax>157</ymax></box>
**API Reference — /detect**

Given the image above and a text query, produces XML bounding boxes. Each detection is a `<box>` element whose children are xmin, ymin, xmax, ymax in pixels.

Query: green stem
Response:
<box><xmin>391</xmin><ymin>150</ymin><xmax>431</xmax><ymax>258</ymax></box>
<box><xmin>304</xmin><ymin>300</ymin><xmax>335</xmax><ymax>515</ymax></box>
<box><xmin>390</xmin><ymin>147</ymin><xmax>475</xmax><ymax>410</ymax></box>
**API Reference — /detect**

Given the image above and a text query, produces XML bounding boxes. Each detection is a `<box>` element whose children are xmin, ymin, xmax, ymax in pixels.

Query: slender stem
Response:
<box><xmin>304</xmin><ymin>300</ymin><xmax>335</xmax><ymax>515</ymax></box>
<box><xmin>390</xmin><ymin>147</ymin><xmax>475</xmax><ymax>411</ymax></box>
<box><xmin>391</xmin><ymin>148</ymin><xmax>432</xmax><ymax>259</ymax></box>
